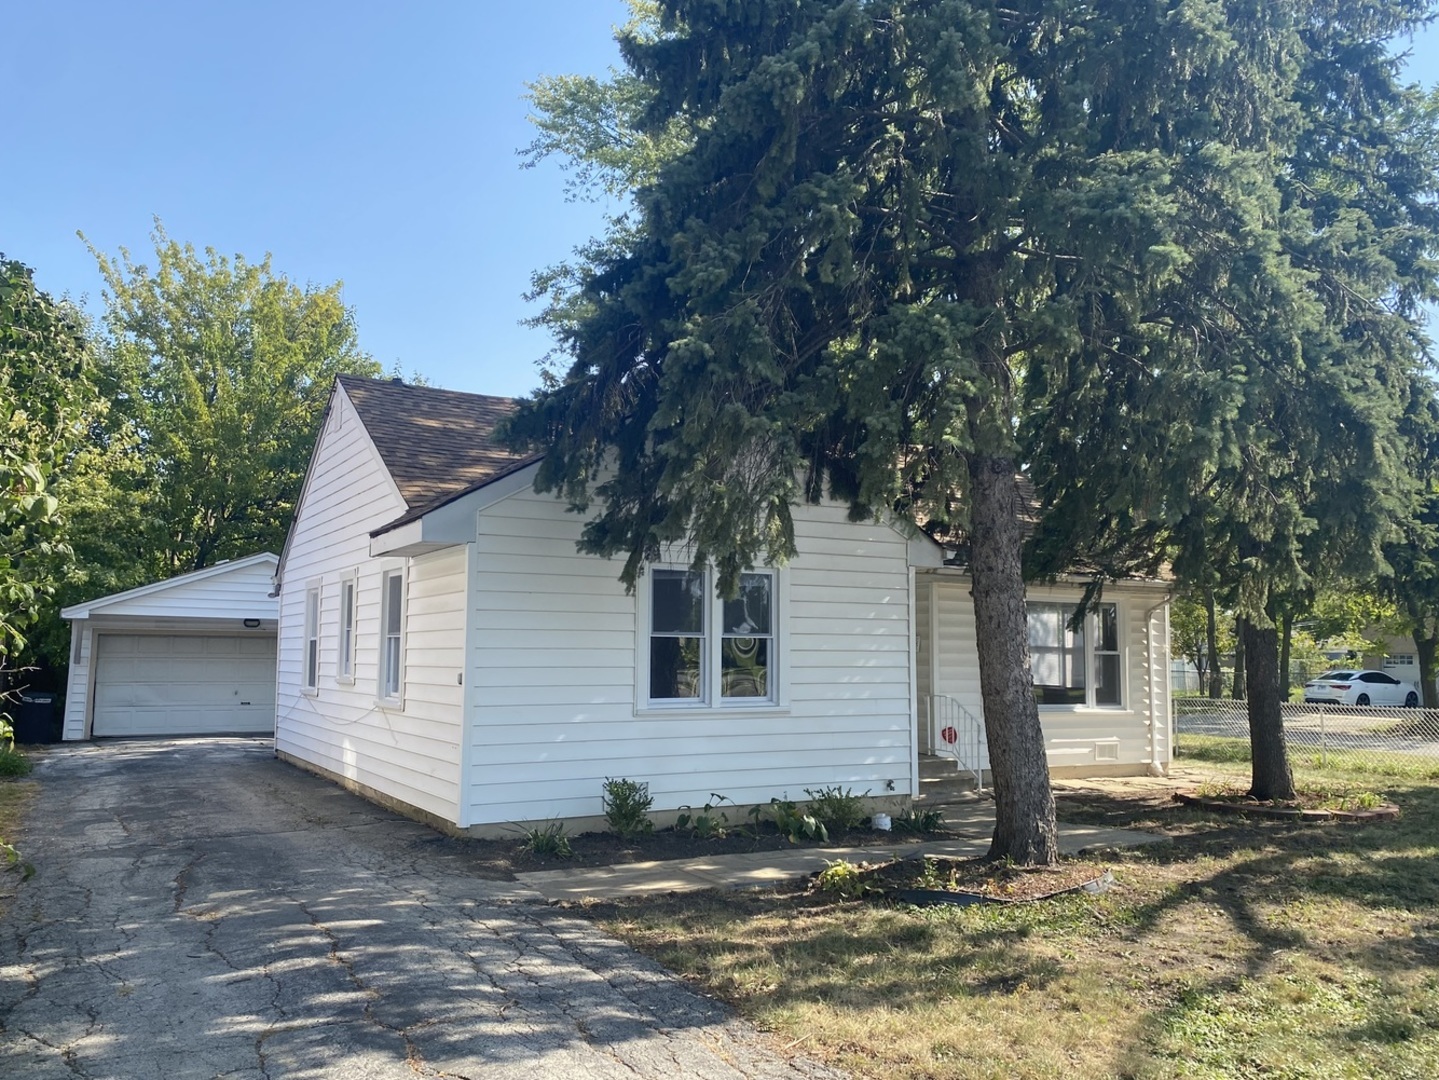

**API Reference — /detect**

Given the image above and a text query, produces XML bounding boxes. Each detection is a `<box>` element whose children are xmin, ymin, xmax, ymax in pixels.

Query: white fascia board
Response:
<box><xmin>60</xmin><ymin>552</ymin><xmax>279</xmax><ymax>620</ymax></box>
<box><xmin>370</xmin><ymin>462</ymin><xmax>542</xmax><ymax>557</ymax></box>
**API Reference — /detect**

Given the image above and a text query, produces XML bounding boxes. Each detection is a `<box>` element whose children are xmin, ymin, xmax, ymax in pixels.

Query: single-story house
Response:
<box><xmin>61</xmin><ymin>553</ymin><xmax>279</xmax><ymax>740</ymax></box>
<box><xmin>273</xmin><ymin>376</ymin><xmax>1172</xmax><ymax>835</ymax></box>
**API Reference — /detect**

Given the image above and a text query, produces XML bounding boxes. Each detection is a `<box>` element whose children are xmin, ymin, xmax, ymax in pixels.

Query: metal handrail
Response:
<box><xmin>929</xmin><ymin>694</ymin><xmax>985</xmax><ymax>790</ymax></box>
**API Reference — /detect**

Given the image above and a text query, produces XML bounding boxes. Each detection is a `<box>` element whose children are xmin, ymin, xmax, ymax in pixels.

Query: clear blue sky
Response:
<box><xmin>6</xmin><ymin>2</ymin><xmax>1439</xmax><ymax>398</ymax></box>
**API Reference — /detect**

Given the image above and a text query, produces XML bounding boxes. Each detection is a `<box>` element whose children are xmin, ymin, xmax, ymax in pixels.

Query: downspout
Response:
<box><xmin>1143</xmin><ymin>593</ymin><xmax>1172</xmax><ymax>776</ymax></box>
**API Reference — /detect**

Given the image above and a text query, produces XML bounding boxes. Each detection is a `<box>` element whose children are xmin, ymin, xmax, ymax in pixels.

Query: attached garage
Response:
<box><xmin>61</xmin><ymin>553</ymin><xmax>279</xmax><ymax>740</ymax></box>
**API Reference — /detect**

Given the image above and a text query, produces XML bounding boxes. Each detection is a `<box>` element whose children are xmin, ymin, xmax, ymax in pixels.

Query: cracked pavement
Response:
<box><xmin>0</xmin><ymin>739</ymin><xmax>842</xmax><ymax>1080</ymax></box>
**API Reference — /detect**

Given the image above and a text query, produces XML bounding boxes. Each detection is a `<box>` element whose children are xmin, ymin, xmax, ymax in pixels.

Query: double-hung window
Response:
<box><xmin>380</xmin><ymin>568</ymin><xmax>405</xmax><ymax>703</ymax></box>
<box><xmin>337</xmin><ymin>574</ymin><xmax>357</xmax><ymax>682</ymax></box>
<box><xmin>303</xmin><ymin>587</ymin><xmax>320</xmax><ymax>692</ymax></box>
<box><xmin>1027</xmin><ymin>602</ymin><xmax>1121</xmax><ymax>707</ymax></box>
<box><xmin>647</xmin><ymin>568</ymin><xmax>777</xmax><ymax>707</ymax></box>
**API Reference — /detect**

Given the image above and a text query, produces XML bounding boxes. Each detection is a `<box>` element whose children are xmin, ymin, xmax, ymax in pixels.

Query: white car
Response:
<box><xmin>1302</xmin><ymin>669</ymin><xmax>1420</xmax><ymax>707</ymax></box>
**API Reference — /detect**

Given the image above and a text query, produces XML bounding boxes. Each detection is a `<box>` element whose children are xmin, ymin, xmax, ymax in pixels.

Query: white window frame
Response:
<box><xmin>337</xmin><ymin>570</ymin><xmax>358</xmax><ymax>684</ymax></box>
<box><xmin>637</xmin><ymin>565</ymin><xmax>785</xmax><ymax>713</ymax></box>
<box><xmin>379</xmin><ymin>567</ymin><xmax>406</xmax><ymax>706</ymax></box>
<box><xmin>1026</xmin><ymin>600</ymin><xmax>1123</xmax><ymax>710</ymax></box>
<box><xmin>303</xmin><ymin>585</ymin><xmax>320</xmax><ymax>694</ymax></box>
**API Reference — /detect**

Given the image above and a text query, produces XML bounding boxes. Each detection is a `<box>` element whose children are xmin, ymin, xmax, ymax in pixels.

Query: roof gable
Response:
<box><xmin>337</xmin><ymin>375</ymin><xmax>532</xmax><ymax>516</ymax></box>
<box><xmin>61</xmin><ymin>552</ymin><xmax>280</xmax><ymax>620</ymax></box>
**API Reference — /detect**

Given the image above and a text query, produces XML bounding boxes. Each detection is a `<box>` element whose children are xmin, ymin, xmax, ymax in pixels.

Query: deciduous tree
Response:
<box><xmin>0</xmin><ymin>257</ymin><xmax>99</xmax><ymax>731</ymax></box>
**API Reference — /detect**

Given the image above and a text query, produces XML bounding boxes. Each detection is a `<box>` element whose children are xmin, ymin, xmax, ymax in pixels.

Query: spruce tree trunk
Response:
<box><xmin>1415</xmin><ymin>630</ymin><xmax>1438</xmax><ymax>709</ymax></box>
<box><xmin>1231</xmin><ymin>617</ymin><xmax>1247</xmax><ymax>700</ymax></box>
<box><xmin>1244</xmin><ymin>620</ymin><xmax>1296</xmax><ymax>800</ymax></box>
<box><xmin>967</xmin><ymin>455</ymin><xmax>1058</xmax><ymax>866</ymax></box>
<box><xmin>1205</xmin><ymin>588</ymin><xmax>1224</xmax><ymax>698</ymax></box>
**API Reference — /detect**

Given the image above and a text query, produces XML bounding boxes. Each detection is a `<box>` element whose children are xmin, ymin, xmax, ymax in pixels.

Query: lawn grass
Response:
<box><xmin>1179</xmin><ymin>732</ymin><xmax>1439</xmax><ymax>781</ymax></box>
<box><xmin>592</xmin><ymin>763</ymin><xmax>1439</xmax><ymax>1080</ymax></box>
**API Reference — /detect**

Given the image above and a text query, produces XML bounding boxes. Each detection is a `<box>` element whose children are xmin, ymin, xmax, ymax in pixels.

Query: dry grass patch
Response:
<box><xmin>591</xmin><ymin>767</ymin><xmax>1439</xmax><ymax>1080</ymax></box>
<box><xmin>0</xmin><ymin>753</ymin><xmax>39</xmax><ymax>916</ymax></box>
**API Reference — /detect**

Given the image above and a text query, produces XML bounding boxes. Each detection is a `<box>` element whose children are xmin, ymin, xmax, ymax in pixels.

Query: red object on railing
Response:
<box><xmin>940</xmin><ymin>725</ymin><xmax>958</xmax><ymax>745</ymax></box>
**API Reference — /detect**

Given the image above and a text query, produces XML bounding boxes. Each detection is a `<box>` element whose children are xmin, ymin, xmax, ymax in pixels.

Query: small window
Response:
<box><xmin>380</xmin><ymin>569</ymin><xmax>405</xmax><ymax>702</ymax></box>
<box><xmin>338</xmin><ymin>575</ymin><xmax>357</xmax><ymax>682</ymax></box>
<box><xmin>303</xmin><ymin>587</ymin><xmax>320</xmax><ymax>692</ymax></box>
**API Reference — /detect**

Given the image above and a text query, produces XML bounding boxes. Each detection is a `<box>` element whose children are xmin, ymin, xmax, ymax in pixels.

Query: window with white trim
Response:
<box><xmin>303</xmin><ymin>587</ymin><xmax>320</xmax><ymax>692</ymax></box>
<box><xmin>647</xmin><ymin>568</ymin><xmax>776</xmax><ymax>706</ymax></box>
<box><xmin>338</xmin><ymin>574</ymin><xmax>357</xmax><ymax>682</ymax></box>
<box><xmin>1027</xmin><ymin>602</ymin><xmax>1121</xmax><ymax>707</ymax></box>
<box><xmin>380</xmin><ymin>569</ymin><xmax>405</xmax><ymax>702</ymax></box>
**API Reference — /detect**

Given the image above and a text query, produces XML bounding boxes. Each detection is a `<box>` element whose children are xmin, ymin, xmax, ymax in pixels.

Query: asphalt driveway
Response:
<box><xmin>0</xmin><ymin>739</ymin><xmax>838</xmax><ymax>1080</ymax></box>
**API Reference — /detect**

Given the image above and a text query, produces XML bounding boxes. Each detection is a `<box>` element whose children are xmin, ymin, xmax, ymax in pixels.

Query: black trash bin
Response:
<box><xmin>12</xmin><ymin>692</ymin><xmax>57</xmax><ymax>744</ymax></box>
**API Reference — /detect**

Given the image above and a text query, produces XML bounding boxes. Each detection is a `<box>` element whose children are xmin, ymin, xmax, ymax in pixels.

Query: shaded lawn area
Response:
<box><xmin>588</xmin><ymin>762</ymin><xmax>1439</xmax><ymax>1080</ymax></box>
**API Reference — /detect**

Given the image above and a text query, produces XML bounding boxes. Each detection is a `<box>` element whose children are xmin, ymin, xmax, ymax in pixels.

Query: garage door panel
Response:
<box><xmin>92</xmin><ymin>634</ymin><xmax>276</xmax><ymax>737</ymax></box>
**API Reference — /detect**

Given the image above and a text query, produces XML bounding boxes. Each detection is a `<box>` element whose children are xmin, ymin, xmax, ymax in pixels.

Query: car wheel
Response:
<box><xmin>1356</xmin><ymin>693</ymin><xmax>1371</xmax><ymax>706</ymax></box>
<box><xmin>1406</xmin><ymin>691</ymin><xmax>1419</xmax><ymax>707</ymax></box>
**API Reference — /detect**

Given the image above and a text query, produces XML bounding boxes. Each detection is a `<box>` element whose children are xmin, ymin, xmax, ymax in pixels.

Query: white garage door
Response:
<box><xmin>92</xmin><ymin>634</ymin><xmax>277</xmax><ymax>737</ymax></box>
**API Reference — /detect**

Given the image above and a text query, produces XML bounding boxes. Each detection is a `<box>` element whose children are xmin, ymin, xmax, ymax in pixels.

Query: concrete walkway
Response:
<box><xmin>516</xmin><ymin>802</ymin><xmax>1164</xmax><ymax>902</ymax></box>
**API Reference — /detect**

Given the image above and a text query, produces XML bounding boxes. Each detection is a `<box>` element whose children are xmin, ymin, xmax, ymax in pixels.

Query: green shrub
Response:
<box><xmin>813</xmin><ymin>858</ymin><xmax>878</xmax><ymax>899</ymax></box>
<box><xmin>804</xmin><ymin>785</ymin><xmax>869</xmax><ymax>833</ymax></box>
<box><xmin>890</xmin><ymin>808</ymin><xmax>945</xmax><ymax>835</ymax></box>
<box><xmin>0</xmin><ymin>747</ymin><xmax>32</xmax><ymax>779</ymax></box>
<box><xmin>675</xmin><ymin>794</ymin><xmax>733</xmax><ymax>839</ymax></box>
<box><xmin>764</xmin><ymin>797</ymin><xmax>829</xmax><ymax>844</ymax></box>
<box><xmin>602</xmin><ymin>777</ymin><xmax>655</xmax><ymax>840</ymax></box>
<box><xmin>518</xmin><ymin>821</ymin><xmax>572</xmax><ymax>858</ymax></box>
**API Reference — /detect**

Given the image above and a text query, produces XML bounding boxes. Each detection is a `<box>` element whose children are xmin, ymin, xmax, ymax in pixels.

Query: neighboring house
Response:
<box><xmin>61</xmin><ymin>553</ymin><xmax>279</xmax><ymax>740</ymax></box>
<box><xmin>274</xmin><ymin>376</ymin><xmax>1172</xmax><ymax>835</ymax></box>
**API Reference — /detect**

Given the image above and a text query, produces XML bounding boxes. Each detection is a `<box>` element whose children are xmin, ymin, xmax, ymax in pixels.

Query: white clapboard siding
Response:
<box><xmin>80</xmin><ymin>560</ymin><xmax>279</xmax><ymax>621</ymax></box>
<box><xmin>463</xmin><ymin>492</ymin><xmax>915</xmax><ymax>827</ymax></box>
<box><xmin>920</xmin><ymin>575</ymin><xmax>1170</xmax><ymax>771</ymax></box>
<box><xmin>274</xmin><ymin>387</ymin><xmax>467</xmax><ymax>823</ymax></box>
<box><xmin>61</xmin><ymin>623</ymin><xmax>93</xmax><ymax>741</ymax></box>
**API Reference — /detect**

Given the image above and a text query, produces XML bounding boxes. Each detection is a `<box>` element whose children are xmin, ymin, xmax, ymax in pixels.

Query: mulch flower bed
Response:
<box><xmin>501</xmin><ymin>822</ymin><xmax>965</xmax><ymax>873</ymax></box>
<box><xmin>1174</xmin><ymin>790</ymin><xmax>1401</xmax><ymax>822</ymax></box>
<box><xmin>817</xmin><ymin>855</ymin><xmax>1114</xmax><ymax>906</ymax></box>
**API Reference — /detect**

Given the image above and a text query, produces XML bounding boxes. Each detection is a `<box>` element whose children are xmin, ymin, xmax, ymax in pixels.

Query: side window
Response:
<box><xmin>379</xmin><ymin>568</ymin><xmax>405</xmax><ymax>703</ymax></box>
<box><xmin>338</xmin><ymin>575</ymin><xmax>357</xmax><ymax>682</ymax></box>
<box><xmin>303</xmin><ymin>587</ymin><xmax>320</xmax><ymax>692</ymax></box>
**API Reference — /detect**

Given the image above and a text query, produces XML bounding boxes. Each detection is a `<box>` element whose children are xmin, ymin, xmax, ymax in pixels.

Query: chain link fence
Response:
<box><xmin>1174</xmin><ymin>696</ymin><xmax>1439</xmax><ymax>776</ymax></box>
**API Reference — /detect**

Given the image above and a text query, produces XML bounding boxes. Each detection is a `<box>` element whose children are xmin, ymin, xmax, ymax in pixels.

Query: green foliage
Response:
<box><xmin>762</xmin><ymin>797</ymin><xmax>828</xmax><ymax>845</ymax></box>
<box><xmin>20</xmin><ymin>226</ymin><xmax>381</xmax><ymax>676</ymax></box>
<box><xmin>674</xmin><ymin>794</ymin><xmax>733</xmax><ymax>839</ymax></box>
<box><xmin>0</xmin><ymin>746</ymin><xmax>33</xmax><ymax>778</ymax></box>
<box><xmin>0</xmin><ymin>255</ymin><xmax>100</xmax><ymax>737</ymax></box>
<box><xmin>511</xmin><ymin>1</ymin><xmax>1439</xmax><ymax>838</ymax></box>
<box><xmin>890</xmin><ymin>808</ymin><xmax>945</xmax><ymax>836</ymax></box>
<box><xmin>1</xmin><ymin>839</ymin><xmax>34</xmax><ymax>882</ymax></box>
<box><xmin>518</xmin><ymin>821</ymin><xmax>572</xmax><ymax>858</ymax></box>
<box><xmin>803</xmin><ymin>786</ymin><xmax>869</xmax><ymax>834</ymax></box>
<box><xmin>812</xmin><ymin>858</ymin><xmax>878</xmax><ymax>900</ymax></box>
<box><xmin>915</xmin><ymin>857</ymin><xmax>960</xmax><ymax>893</ymax></box>
<box><xmin>602</xmin><ymin>777</ymin><xmax>655</xmax><ymax>840</ymax></box>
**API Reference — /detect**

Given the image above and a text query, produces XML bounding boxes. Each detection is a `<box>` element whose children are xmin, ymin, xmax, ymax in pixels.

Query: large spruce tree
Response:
<box><xmin>510</xmin><ymin>0</ymin><xmax>1439</xmax><ymax>854</ymax></box>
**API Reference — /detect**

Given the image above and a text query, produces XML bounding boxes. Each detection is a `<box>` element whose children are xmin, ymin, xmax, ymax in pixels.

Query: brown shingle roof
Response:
<box><xmin>338</xmin><ymin>375</ymin><xmax>535</xmax><ymax>518</ymax></box>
